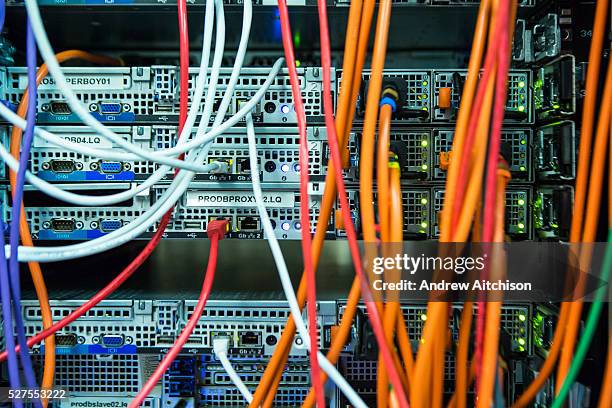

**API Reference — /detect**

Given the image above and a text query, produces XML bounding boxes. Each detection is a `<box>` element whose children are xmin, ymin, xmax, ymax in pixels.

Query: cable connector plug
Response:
<box><xmin>210</xmin><ymin>160</ymin><xmax>231</xmax><ymax>174</ymax></box>
<box><xmin>207</xmin><ymin>219</ymin><xmax>230</xmax><ymax>240</ymax></box>
<box><xmin>212</xmin><ymin>336</ymin><xmax>231</xmax><ymax>355</ymax></box>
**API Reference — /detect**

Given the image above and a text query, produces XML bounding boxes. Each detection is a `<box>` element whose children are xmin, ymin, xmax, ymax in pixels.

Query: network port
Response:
<box><xmin>535</xmin><ymin>121</ymin><xmax>575</xmax><ymax>181</ymax></box>
<box><xmin>55</xmin><ymin>333</ymin><xmax>78</xmax><ymax>347</ymax></box>
<box><xmin>98</xmin><ymin>101</ymin><xmax>123</xmax><ymax>115</ymax></box>
<box><xmin>49</xmin><ymin>159</ymin><xmax>76</xmax><ymax>173</ymax></box>
<box><xmin>208</xmin><ymin>216</ymin><xmax>232</xmax><ymax>233</ymax></box>
<box><xmin>50</xmin><ymin>218</ymin><xmax>76</xmax><ymax>232</ymax></box>
<box><xmin>101</xmin><ymin>334</ymin><xmax>124</xmax><ymax>348</ymax></box>
<box><xmin>534</xmin><ymin>186</ymin><xmax>573</xmax><ymax>241</ymax></box>
<box><xmin>49</xmin><ymin>101</ymin><xmax>71</xmax><ymax>115</ymax></box>
<box><xmin>208</xmin><ymin>157</ymin><xmax>233</xmax><ymax>173</ymax></box>
<box><xmin>237</xmin><ymin>158</ymin><xmax>251</xmax><ymax>174</ymax></box>
<box><xmin>100</xmin><ymin>219</ymin><xmax>123</xmax><ymax>232</ymax></box>
<box><xmin>99</xmin><ymin>161</ymin><xmax>123</xmax><ymax>174</ymax></box>
<box><xmin>238</xmin><ymin>331</ymin><xmax>262</xmax><ymax>347</ymax></box>
<box><xmin>237</xmin><ymin>216</ymin><xmax>261</xmax><ymax>232</ymax></box>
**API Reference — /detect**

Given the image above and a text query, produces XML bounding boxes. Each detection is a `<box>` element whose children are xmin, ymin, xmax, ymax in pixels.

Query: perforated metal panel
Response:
<box><xmin>0</xmin><ymin>187</ymin><xmax>150</xmax><ymax>240</ymax></box>
<box><xmin>343</xmin><ymin>189</ymin><xmax>430</xmax><ymax>238</ymax></box>
<box><xmin>432</xmin><ymin>128</ymin><xmax>531</xmax><ymax>180</ymax></box>
<box><xmin>4</xmin><ymin>66</ymin><xmax>332</xmax><ymax>124</ymax></box>
<box><xmin>344</xmin><ymin>69</ymin><xmax>431</xmax><ymax>122</ymax></box>
<box><xmin>433</xmin><ymin>70</ymin><xmax>532</xmax><ymax>123</ymax></box>
<box><xmin>151</xmin><ymin>185</ymin><xmax>327</xmax><ymax>240</ymax></box>
<box><xmin>432</xmin><ymin>188</ymin><xmax>531</xmax><ymax>238</ymax></box>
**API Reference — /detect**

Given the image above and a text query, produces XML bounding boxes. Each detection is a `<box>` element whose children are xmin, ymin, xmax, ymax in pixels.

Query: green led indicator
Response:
<box><xmin>518</xmin><ymin>314</ymin><xmax>526</xmax><ymax>322</ymax></box>
<box><xmin>295</xmin><ymin>60</ymin><xmax>301</xmax><ymax>67</ymax></box>
<box><xmin>518</xmin><ymin>199</ymin><xmax>525</xmax><ymax>205</ymax></box>
<box><xmin>518</xmin><ymin>223</ymin><xmax>525</xmax><ymax>230</ymax></box>
<box><xmin>421</xmin><ymin>198</ymin><xmax>428</xmax><ymax>205</ymax></box>
<box><xmin>421</xmin><ymin>140</ymin><xmax>428</xmax><ymax>147</ymax></box>
<box><xmin>420</xmin><ymin>314</ymin><xmax>427</xmax><ymax>321</ymax></box>
<box><xmin>521</xmin><ymin>139</ymin><xmax>526</xmax><ymax>145</ymax></box>
<box><xmin>518</xmin><ymin>105</ymin><xmax>525</xmax><ymax>112</ymax></box>
<box><xmin>519</xmin><ymin>166</ymin><xmax>526</xmax><ymax>172</ymax></box>
<box><xmin>421</xmin><ymin>222</ymin><xmax>428</xmax><ymax>228</ymax></box>
<box><xmin>422</xmin><ymin>81</ymin><xmax>428</xmax><ymax>86</ymax></box>
<box><xmin>518</xmin><ymin>81</ymin><xmax>525</xmax><ymax>88</ymax></box>
<box><xmin>518</xmin><ymin>338</ymin><xmax>526</xmax><ymax>346</ymax></box>
<box><xmin>421</xmin><ymin>164</ymin><xmax>428</xmax><ymax>170</ymax></box>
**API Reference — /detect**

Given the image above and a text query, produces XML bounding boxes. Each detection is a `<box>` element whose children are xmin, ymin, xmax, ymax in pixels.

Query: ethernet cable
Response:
<box><xmin>0</xmin><ymin>0</ymin><xmax>256</xmax><ymax>362</ymax></box>
<box><xmin>212</xmin><ymin>337</ymin><xmax>253</xmax><ymax>403</ymax></box>
<box><xmin>21</xmin><ymin>0</ymin><xmax>271</xmax><ymax>172</ymax></box>
<box><xmin>245</xmin><ymin>114</ymin><xmax>367</xmax><ymax>408</ymax></box>
<box><xmin>0</xmin><ymin>0</ymin><xmax>257</xmax><ymax>208</ymax></box>
<box><xmin>249</xmin><ymin>2</ymin><xmax>376</xmax><ymax>405</ymax></box>
<box><xmin>22</xmin><ymin>0</ymin><xmax>221</xmax><ymax>172</ymax></box>
<box><xmin>129</xmin><ymin>219</ymin><xmax>229</xmax><ymax>408</ymax></box>
<box><xmin>2</xmin><ymin>1</ymin><xmax>264</xmax><ymax>265</ymax></box>
<box><xmin>6</xmin><ymin>20</ymin><xmax>43</xmax><ymax>402</ymax></box>
<box><xmin>4</xmin><ymin>0</ymin><xmax>236</xmax><ymax>262</ymax></box>
<box><xmin>0</xmin><ymin>217</ymin><xmax>23</xmax><ymax>405</ymax></box>
<box><xmin>273</xmin><ymin>0</ymin><xmax>323</xmax><ymax>404</ymax></box>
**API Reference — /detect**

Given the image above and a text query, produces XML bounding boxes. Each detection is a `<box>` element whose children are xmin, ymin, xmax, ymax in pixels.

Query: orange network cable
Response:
<box><xmin>250</xmin><ymin>2</ymin><xmax>370</xmax><ymax>405</ymax></box>
<box><xmin>438</xmin><ymin>0</ymin><xmax>490</xmax><ymax>240</ymax></box>
<box><xmin>411</xmin><ymin>3</ymin><xmax>491</xmax><ymax>404</ymax></box>
<box><xmin>376</xmin><ymin>104</ymin><xmax>401</xmax><ymax>407</ymax></box>
<box><xmin>255</xmin><ymin>1</ymin><xmax>388</xmax><ymax>405</ymax></box>
<box><xmin>335</xmin><ymin>0</ymin><xmax>364</xmax><ymax>148</ymax></box>
<box><xmin>341</xmin><ymin>0</ymin><xmax>376</xmax><ymax>168</ymax></box>
<box><xmin>455</xmin><ymin>302</ymin><xmax>473</xmax><ymax>408</ymax></box>
<box><xmin>557</xmin><ymin>0</ymin><xmax>610</xmax><ymax>391</ymax></box>
<box><xmin>9</xmin><ymin>50</ymin><xmax>121</xmax><ymax>404</ymax></box>
<box><xmin>509</xmin><ymin>1</ymin><xmax>610</xmax><ymax>402</ymax></box>
<box><xmin>359</xmin><ymin>0</ymin><xmax>392</xmax><ymax>244</ymax></box>
<box><xmin>599</xmin><ymin>331</ymin><xmax>612</xmax><ymax>406</ymax></box>
<box><xmin>476</xmin><ymin>163</ymin><xmax>510</xmax><ymax>408</ymax></box>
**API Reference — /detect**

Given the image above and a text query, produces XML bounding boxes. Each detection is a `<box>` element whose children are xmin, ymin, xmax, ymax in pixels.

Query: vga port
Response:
<box><xmin>50</xmin><ymin>218</ymin><xmax>75</xmax><ymax>232</ymax></box>
<box><xmin>98</xmin><ymin>102</ymin><xmax>122</xmax><ymax>115</ymax></box>
<box><xmin>100</xmin><ymin>219</ymin><xmax>123</xmax><ymax>232</ymax></box>
<box><xmin>49</xmin><ymin>159</ymin><xmax>76</xmax><ymax>173</ymax></box>
<box><xmin>49</xmin><ymin>101</ymin><xmax>71</xmax><ymax>115</ymax></box>
<box><xmin>101</xmin><ymin>335</ymin><xmax>124</xmax><ymax>348</ymax></box>
<box><xmin>99</xmin><ymin>161</ymin><xmax>123</xmax><ymax>173</ymax></box>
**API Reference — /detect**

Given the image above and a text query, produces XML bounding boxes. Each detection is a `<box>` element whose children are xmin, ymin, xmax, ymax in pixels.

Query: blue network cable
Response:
<box><xmin>0</xmin><ymin>216</ymin><xmax>22</xmax><ymax>407</ymax></box>
<box><xmin>0</xmin><ymin>4</ymin><xmax>21</xmax><ymax>401</ymax></box>
<box><xmin>7</xmin><ymin>20</ymin><xmax>43</xmax><ymax>403</ymax></box>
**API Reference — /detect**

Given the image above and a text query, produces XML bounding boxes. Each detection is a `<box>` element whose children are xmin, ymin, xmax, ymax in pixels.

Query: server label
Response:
<box><xmin>18</xmin><ymin>74</ymin><xmax>127</xmax><ymax>90</ymax></box>
<box><xmin>185</xmin><ymin>191</ymin><xmax>294</xmax><ymax>208</ymax></box>
<box><xmin>34</xmin><ymin>134</ymin><xmax>115</xmax><ymax>148</ymax></box>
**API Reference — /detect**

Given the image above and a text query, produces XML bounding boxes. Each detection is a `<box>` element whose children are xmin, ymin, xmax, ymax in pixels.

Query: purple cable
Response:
<box><xmin>7</xmin><ymin>20</ymin><xmax>42</xmax><ymax>405</ymax></box>
<box><xmin>0</xmin><ymin>218</ymin><xmax>22</xmax><ymax>407</ymax></box>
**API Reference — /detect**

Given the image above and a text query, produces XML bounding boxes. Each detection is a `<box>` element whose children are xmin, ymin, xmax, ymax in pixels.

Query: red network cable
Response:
<box><xmin>275</xmin><ymin>1</ymin><xmax>323</xmax><ymax>405</ymax></box>
<box><xmin>482</xmin><ymin>0</ymin><xmax>511</xmax><ymax>242</ymax></box>
<box><xmin>314</xmin><ymin>0</ymin><xmax>410</xmax><ymax>406</ymax></box>
<box><xmin>178</xmin><ymin>0</ymin><xmax>190</xmax><ymax>126</ymax></box>
<box><xmin>0</xmin><ymin>0</ymin><xmax>192</xmax><ymax>364</ymax></box>
<box><xmin>129</xmin><ymin>219</ymin><xmax>228</xmax><ymax>408</ymax></box>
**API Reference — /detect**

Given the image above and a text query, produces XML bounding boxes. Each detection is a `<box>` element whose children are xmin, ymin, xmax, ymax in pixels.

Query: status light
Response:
<box><xmin>280</xmin><ymin>104</ymin><xmax>291</xmax><ymax>114</ymax></box>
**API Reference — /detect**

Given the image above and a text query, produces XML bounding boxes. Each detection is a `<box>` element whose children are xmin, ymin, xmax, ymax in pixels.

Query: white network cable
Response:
<box><xmin>0</xmin><ymin>0</ymin><xmax>219</xmax><ymax>206</ymax></box>
<box><xmin>6</xmin><ymin>0</ymin><xmax>263</xmax><ymax>262</ymax></box>
<box><xmin>0</xmin><ymin>0</ymin><xmax>269</xmax><ymax>208</ymax></box>
<box><xmin>23</xmin><ymin>0</ymin><xmax>217</xmax><ymax>172</ymax></box>
<box><xmin>18</xmin><ymin>0</ymin><xmax>278</xmax><ymax>170</ymax></box>
<box><xmin>8</xmin><ymin>0</ymin><xmax>228</xmax><ymax>261</ymax></box>
<box><xmin>245</xmin><ymin>115</ymin><xmax>367</xmax><ymax>408</ymax></box>
<box><xmin>212</xmin><ymin>337</ymin><xmax>253</xmax><ymax>403</ymax></box>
